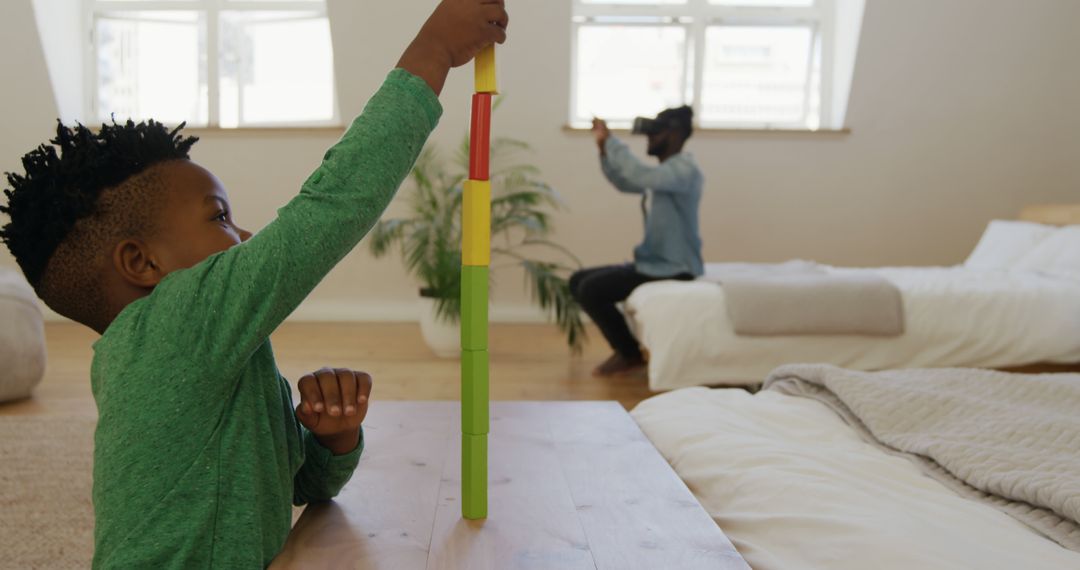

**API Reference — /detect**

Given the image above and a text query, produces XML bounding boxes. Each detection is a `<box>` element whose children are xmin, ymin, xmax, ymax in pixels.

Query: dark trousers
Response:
<box><xmin>569</xmin><ymin>264</ymin><xmax>693</xmax><ymax>360</ymax></box>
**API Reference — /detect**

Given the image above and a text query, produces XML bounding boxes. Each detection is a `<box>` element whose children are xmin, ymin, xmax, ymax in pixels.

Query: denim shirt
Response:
<box><xmin>601</xmin><ymin>136</ymin><xmax>704</xmax><ymax>278</ymax></box>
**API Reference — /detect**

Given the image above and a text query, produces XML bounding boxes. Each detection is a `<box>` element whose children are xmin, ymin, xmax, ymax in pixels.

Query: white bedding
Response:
<box><xmin>631</xmin><ymin>387</ymin><xmax>1080</xmax><ymax>570</ymax></box>
<box><xmin>626</xmin><ymin>265</ymin><xmax>1080</xmax><ymax>390</ymax></box>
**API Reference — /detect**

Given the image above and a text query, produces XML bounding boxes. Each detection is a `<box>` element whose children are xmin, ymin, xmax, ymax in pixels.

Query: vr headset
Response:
<box><xmin>630</xmin><ymin>116</ymin><xmax>678</xmax><ymax>136</ymax></box>
<box><xmin>631</xmin><ymin>117</ymin><xmax>670</xmax><ymax>136</ymax></box>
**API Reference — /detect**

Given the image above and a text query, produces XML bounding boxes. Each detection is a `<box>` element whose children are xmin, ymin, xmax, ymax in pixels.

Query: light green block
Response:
<box><xmin>460</xmin><ymin>266</ymin><xmax>489</xmax><ymax>351</ymax></box>
<box><xmin>462</xmin><ymin>434</ymin><xmax>488</xmax><ymax>519</ymax></box>
<box><xmin>461</xmin><ymin>350</ymin><xmax>489</xmax><ymax>435</ymax></box>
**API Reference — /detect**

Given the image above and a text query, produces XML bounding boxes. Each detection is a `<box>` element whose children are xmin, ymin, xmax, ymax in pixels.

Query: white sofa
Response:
<box><xmin>0</xmin><ymin>267</ymin><xmax>45</xmax><ymax>402</ymax></box>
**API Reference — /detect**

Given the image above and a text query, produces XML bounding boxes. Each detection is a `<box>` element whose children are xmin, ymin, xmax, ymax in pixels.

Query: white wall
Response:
<box><xmin>0</xmin><ymin>2</ymin><xmax>60</xmax><ymax>170</ymax></box>
<box><xmin>2</xmin><ymin>0</ymin><xmax>1079</xmax><ymax>323</ymax></box>
<box><xmin>32</xmin><ymin>0</ymin><xmax>83</xmax><ymax>123</ymax></box>
<box><xmin>832</xmin><ymin>0</ymin><xmax>866</xmax><ymax>127</ymax></box>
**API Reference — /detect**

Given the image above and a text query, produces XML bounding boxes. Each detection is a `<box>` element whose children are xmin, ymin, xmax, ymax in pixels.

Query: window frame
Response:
<box><xmin>85</xmin><ymin>0</ymin><xmax>341</xmax><ymax>129</ymax></box>
<box><xmin>570</xmin><ymin>0</ymin><xmax>836</xmax><ymax>131</ymax></box>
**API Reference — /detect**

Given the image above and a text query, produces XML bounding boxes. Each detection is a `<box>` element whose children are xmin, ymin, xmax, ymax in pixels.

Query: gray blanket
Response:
<box><xmin>764</xmin><ymin>364</ymin><xmax>1080</xmax><ymax>551</ymax></box>
<box><xmin>701</xmin><ymin>261</ymin><xmax>904</xmax><ymax>336</ymax></box>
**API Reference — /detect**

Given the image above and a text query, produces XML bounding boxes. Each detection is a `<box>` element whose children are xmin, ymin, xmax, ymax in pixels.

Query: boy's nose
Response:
<box><xmin>239</xmin><ymin>228</ymin><xmax>253</xmax><ymax>242</ymax></box>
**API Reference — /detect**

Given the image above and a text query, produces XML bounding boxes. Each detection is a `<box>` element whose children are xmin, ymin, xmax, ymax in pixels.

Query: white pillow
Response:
<box><xmin>964</xmin><ymin>220</ymin><xmax>1055</xmax><ymax>270</ymax></box>
<box><xmin>1012</xmin><ymin>226</ymin><xmax>1080</xmax><ymax>275</ymax></box>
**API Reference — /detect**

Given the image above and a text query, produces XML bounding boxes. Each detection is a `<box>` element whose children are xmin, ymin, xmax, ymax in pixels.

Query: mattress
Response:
<box><xmin>625</xmin><ymin>265</ymin><xmax>1080</xmax><ymax>390</ymax></box>
<box><xmin>631</xmin><ymin>387</ymin><xmax>1080</xmax><ymax>570</ymax></box>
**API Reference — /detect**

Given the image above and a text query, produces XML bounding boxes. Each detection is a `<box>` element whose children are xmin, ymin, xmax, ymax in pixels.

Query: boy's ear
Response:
<box><xmin>112</xmin><ymin>239</ymin><xmax>164</xmax><ymax>289</ymax></box>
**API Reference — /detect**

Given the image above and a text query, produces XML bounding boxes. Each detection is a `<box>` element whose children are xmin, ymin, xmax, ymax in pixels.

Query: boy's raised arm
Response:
<box><xmin>146</xmin><ymin>0</ymin><xmax>509</xmax><ymax>382</ymax></box>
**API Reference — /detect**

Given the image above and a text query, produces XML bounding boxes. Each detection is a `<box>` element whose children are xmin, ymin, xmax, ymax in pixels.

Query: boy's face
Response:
<box><xmin>148</xmin><ymin>160</ymin><xmax>252</xmax><ymax>275</ymax></box>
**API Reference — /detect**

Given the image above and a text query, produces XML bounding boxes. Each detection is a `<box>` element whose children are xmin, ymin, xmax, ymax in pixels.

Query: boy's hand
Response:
<box><xmin>295</xmin><ymin>368</ymin><xmax>372</xmax><ymax>455</ymax></box>
<box><xmin>398</xmin><ymin>0</ymin><xmax>510</xmax><ymax>95</ymax></box>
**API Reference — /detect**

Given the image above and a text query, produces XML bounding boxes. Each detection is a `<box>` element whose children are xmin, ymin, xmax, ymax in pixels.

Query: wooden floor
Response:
<box><xmin>0</xmin><ymin>322</ymin><xmax>661</xmax><ymax>418</ymax></box>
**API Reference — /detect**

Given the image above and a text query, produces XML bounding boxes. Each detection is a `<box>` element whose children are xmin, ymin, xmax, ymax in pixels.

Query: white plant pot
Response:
<box><xmin>418</xmin><ymin>296</ymin><xmax>460</xmax><ymax>359</ymax></box>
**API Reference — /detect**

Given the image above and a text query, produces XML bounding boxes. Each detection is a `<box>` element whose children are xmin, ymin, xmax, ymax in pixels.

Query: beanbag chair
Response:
<box><xmin>0</xmin><ymin>268</ymin><xmax>45</xmax><ymax>402</ymax></box>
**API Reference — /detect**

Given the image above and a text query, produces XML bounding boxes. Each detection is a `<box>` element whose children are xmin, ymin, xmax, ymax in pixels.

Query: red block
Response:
<box><xmin>469</xmin><ymin>93</ymin><xmax>492</xmax><ymax>181</ymax></box>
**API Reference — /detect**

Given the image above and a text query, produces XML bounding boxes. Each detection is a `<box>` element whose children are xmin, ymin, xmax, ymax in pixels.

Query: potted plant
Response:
<box><xmin>368</xmin><ymin>113</ymin><xmax>585</xmax><ymax>357</ymax></box>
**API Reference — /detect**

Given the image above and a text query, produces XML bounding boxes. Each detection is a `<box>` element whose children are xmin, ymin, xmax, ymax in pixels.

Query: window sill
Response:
<box><xmin>184</xmin><ymin>126</ymin><xmax>347</xmax><ymax>137</ymax></box>
<box><xmin>562</xmin><ymin>124</ymin><xmax>851</xmax><ymax>137</ymax></box>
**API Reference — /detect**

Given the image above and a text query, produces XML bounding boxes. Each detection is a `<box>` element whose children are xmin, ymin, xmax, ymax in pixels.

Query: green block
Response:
<box><xmin>460</xmin><ymin>266</ymin><xmax>489</xmax><ymax>351</ymax></box>
<box><xmin>462</xmin><ymin>434</ymin><xmax>488</xmax><ymax>520</ymax></box>
<box><xmin>461</xmin><ymin>350</ymin><xmax>489</xmax><ymax>435</ymax></box>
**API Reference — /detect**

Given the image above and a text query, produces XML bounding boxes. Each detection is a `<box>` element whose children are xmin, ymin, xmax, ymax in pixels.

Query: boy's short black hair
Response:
<box><xmin>0</xmin><ymin>119</ymin><xmax>198</xmax><ymax>325</ymax></box>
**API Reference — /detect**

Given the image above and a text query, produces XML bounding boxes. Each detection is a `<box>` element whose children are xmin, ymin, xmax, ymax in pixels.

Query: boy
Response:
<box><xmin>0</xmin><ymin>0</ymin><xmax>508</xmax><ymax>567</ymax></box>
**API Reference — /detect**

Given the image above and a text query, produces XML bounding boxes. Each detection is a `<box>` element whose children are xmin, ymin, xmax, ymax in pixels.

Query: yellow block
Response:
<box><xmin>463</xmin><ymin>180</ymin><xmax>491</xmax><ymax>266</ymax></box>
<box><xmin>475</xmin><ymin>46</ymin><xmax>497</xmax><ymax>94</ymax></box>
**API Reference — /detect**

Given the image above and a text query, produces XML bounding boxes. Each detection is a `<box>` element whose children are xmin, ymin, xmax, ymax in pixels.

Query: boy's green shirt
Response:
<box><xmin>89</xmin><ymin>69</ymin><xmax>442</xmax><ymax>569</ymax></box>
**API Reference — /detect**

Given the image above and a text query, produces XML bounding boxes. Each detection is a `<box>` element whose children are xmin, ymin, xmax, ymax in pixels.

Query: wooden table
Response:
<box><xmin>270</xmin><ymin>401</ymin><xmax>748</xmax><ymax>570</ymax></box>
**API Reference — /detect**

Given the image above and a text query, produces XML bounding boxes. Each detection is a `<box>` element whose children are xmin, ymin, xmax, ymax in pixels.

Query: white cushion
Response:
<box><xmin>0</xmin><ymin>267</ymin><xmax>46</xmax><ymax>403</ymax></box>
<box><xmin>964</xmin><ymin>220</ymin><xmax>1055</xmax><ymax>270</ymax></box>
<box><xmin>1013</xmin><ymin>226</ymin><xmax>1080</xmax><ymax>276</ymax></box>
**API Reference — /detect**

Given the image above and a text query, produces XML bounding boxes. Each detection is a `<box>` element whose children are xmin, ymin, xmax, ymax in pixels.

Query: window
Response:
<box><xmin>87</xmin><ymin>0</ymin><xmax>338</xmax><ymax>128</ymax></box>
<box><xmin>571</xmin><ymin>0</ymin><xmax>840</xmax><ymax>130</ymax></box>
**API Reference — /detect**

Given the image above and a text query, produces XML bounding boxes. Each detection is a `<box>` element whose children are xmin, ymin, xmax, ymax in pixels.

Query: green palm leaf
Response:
<box><xmin>367</xmin><ymin>98</ymin><xmax>586</xmax><ymax>352</ymax></box>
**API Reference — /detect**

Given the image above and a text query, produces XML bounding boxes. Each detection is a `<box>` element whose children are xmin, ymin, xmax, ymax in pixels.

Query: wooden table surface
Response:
<box><xmin>270</xmin><ymin>401</ymin><xmax>748</xmax><ymax>570</ymax></box>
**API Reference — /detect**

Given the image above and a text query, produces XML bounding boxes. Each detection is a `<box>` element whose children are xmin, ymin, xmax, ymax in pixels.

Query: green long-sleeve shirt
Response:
<box><xmin>89</xmin><ymin>69</ymin><xmax>442</xmax><ymax>569</ymax></box>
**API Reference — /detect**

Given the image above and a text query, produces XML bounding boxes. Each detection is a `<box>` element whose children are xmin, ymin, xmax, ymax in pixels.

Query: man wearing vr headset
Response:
<box><xmin>572</xmin><ymin>106</ymin><xmax>704</xmax><ymax>377</ymax></box>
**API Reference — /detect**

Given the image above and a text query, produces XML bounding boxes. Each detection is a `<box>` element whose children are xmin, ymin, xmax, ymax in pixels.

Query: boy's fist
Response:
<box><xmin>398</xmin><ymin>0</ymin><xmax>509</xmax><ymax>94</ymax></box>
<box><xmin>295</xmin><ymin>368</ymin><xmax>371</xmax><ymax>453</ymax></box>
<box><xmin>421</xmin><ymin>0</ymin><xmax>509</xmax><ymax>68</ymax></box>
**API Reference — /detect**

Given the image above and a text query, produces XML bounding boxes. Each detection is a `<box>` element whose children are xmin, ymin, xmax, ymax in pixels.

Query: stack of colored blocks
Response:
<box><xmin>462</xmin><ymin>45</ymin><xmax>496</xmax><ymax>521</ymax></box>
